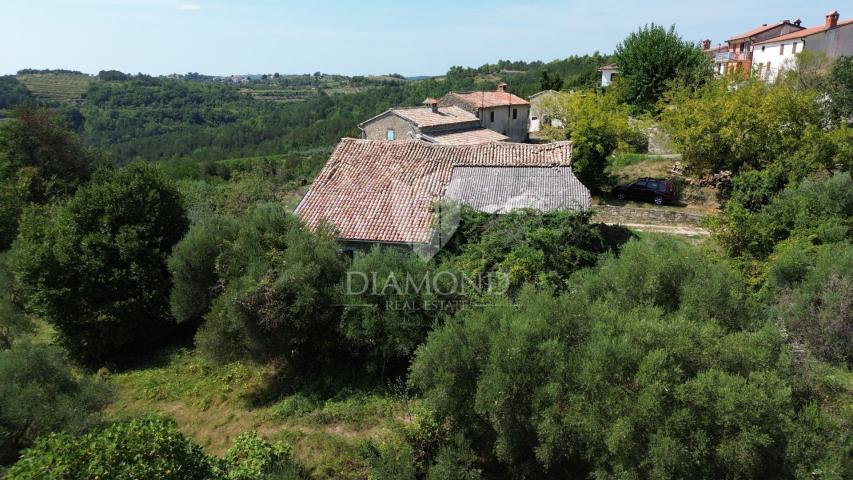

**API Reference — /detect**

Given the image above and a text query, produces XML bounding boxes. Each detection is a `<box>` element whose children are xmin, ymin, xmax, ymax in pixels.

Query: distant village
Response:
<box><xmin>294</xmin><ymin>9</ymin><xmax>852</xmax><ymax>251</ymax></box>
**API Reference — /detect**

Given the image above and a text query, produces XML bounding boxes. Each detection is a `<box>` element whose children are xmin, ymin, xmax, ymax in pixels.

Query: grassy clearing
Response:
<box><xmin>105</xmin><ymin>349</ymin><xmax>413</xmax><ymax>479</ymax></box>
<box><xmin>604</xmin><ymin>152</ymin><xmax>721</xmax><ymax>213</ymax></box>
<box><xmin>17</xmin><ymin>73</ymin><xmax>93</xmax><ymax>102</ymax></box>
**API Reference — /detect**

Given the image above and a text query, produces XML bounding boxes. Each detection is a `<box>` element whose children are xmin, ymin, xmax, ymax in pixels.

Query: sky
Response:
<box><xmin>1</xmin><ymin>0</ymin><xmax>846</xmax><ymax>76</ymax></box>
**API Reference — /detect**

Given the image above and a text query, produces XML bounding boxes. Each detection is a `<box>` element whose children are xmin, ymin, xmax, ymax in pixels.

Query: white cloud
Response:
<box><xmin>178</xmin><ymin>3</ymin><xmax>200</xmax><ymax>10</ymax></box>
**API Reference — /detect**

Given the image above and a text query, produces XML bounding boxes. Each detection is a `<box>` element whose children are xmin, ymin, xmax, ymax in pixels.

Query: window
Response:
<box><xmin>792</xmin><ymin>42</ymin><xmax>798</xmax><ymax>54</ymax></box>
<box><xmin>766</xmin><ymin>61</ymin><xmax>772</xmax><ymax>79</ymax></box>
<box><xmin>780</xmin><ymin>44</ymin><xmax>785</xmax><ymax>55</ymax></box>
<box><xmin>386</xmin><ymin>129</ymin><xmax>395</xmax><ymax>141</ymax></box>
<box><xmin>761</xmin><ymin>45</ymin><xmax>765</xmax><ymax>52</ymax></box>
<box><xmin>512</xmin><ymin>108</ymin><xmax>518</xmax><ymax>120</ymax></box>
<box><xmin>490</xmin><ymin>111</ymin><xmax>495</xmax><ymax>123</ymax></box>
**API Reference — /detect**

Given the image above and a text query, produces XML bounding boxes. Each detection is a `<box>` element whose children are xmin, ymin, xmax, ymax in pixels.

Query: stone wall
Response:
<box><xmin>591</xmin><ymin>204</ymin><xmax>705</xmax><ymax>226</ymax></box>
<box><xmin>360</xmin><ymin>114</ymin><xmax>417</xmax><ymax>141</ymax></box>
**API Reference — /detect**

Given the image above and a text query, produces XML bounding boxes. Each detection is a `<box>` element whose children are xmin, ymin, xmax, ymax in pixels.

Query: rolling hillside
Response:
<box><xmin>17</xmin><ymin>73</ymin><xmax>94</xmax><ymax>102</ymax></box>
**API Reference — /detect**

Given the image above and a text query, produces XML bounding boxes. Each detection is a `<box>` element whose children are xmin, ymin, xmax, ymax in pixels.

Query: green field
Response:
<box><xmin>17</xmin><ymin>73</ymin><xmax>94</xmax><ymax>102</ymax></box>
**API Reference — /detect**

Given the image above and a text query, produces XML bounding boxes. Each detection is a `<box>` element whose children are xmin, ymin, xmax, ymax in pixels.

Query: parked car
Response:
<box><xmin>612</xmin><ymin>178</ymin><xmax>675</xmax><ymax>205</ymax></box>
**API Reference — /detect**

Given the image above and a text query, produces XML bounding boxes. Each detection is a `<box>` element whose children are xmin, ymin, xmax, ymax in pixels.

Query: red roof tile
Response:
<box><xmin>392</xmin><ymin>105</ymin><xmax>478</xmax><ymax>128</ymax></box>
<box><xmin>443</xmin><ymin>91</ymin><xmax>530</xmax><ymax>109</ymax></box>
<box><xmin>754</xmin><ymin>18</ymin><xmax>853</xmax><ymax>44</ymax></box>
<box><xmin>295</xmin><ymin>139</ymin><xmax>572</xmax><ymax>244</ymax></box>
<box><xmin>422</xmin><ymin>128</ymin><xmax>508</xmax><ymax>145</ymax></box>
<box><xmin>727</xmin><ymin>21</ymin><xmax>802</xmax><ymax>41</ymax></box>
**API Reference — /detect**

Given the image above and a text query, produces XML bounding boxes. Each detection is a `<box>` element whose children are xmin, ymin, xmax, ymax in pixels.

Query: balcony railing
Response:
<box><xmin>715</xmin><ymin>51</ymin><xmax>752</xmax><ymax>62</ymax></box>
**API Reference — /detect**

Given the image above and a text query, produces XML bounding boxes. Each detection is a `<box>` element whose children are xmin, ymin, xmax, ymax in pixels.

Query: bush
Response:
<box><xmin>440</xmin><ymin>208</ymin><xmax>621</xmax><ymax>295</ymax></box>
<box><xmin>712</xmin><ymin>173</ymin><xmax>853</xmax><ymax>261</ymax></box>
<box><xmin>339</xmin><ymin>246</ymin><xmax>449</xmax><ymax>377</ymax></box>
<box><xmin>0</xmin><ymin>343</ymin><xmax>111</xmax><ymax>465</ymax></box>
<box><xmin>196</xmin><ymin>203</ymin><xmax>346</xmax><ymax>370</ymax></box>
<box><xmin>426</xmin><ymin>435</ymin><xmax>481</xmax><ymax>480</ymax></box>
<box><xmin>6</xmin><ymin>417</ymin><xmax>217</xmax><ymax>479</ymax></box>
<box><xmin>410</xmin><ymin>237</ymin><xmax>804</xmax><ymax>478</ymax></box>
<box><xmin>12</xmin><ymin>164</ymin><xmax>188</xmax><ymax>366</ymax></box>
<box><xmin>364</xmin><ymin>438</ymin><xmax>417</xmax><ymax>480</ymax></box>
<box><xmin>0</xmin><ymin>106</ymin><xmax>95</xmax><ymax>250</ymax></box>
<box><xmin>169</xmin><ymin>215</ymin><xmax>238</xmax><ymax>325</ymax></box>
<box><xmin>6</xmin><ymin>418</ymin><xmax>302</xmax><ymax>480</ymax></box>
<box><xmin>771</xmin><ymin>242</ymin><xmax>852</xmax><ymax>366</ymax></box>
<box><xmin>0</xmin><ymin>252</ymin><xmax>30</xmax><ymax>349</ymax></box>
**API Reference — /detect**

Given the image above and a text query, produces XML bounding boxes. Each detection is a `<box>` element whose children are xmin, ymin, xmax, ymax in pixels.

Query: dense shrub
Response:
<box><xmin>169</xmin><ymin>215</ymin><xmax>238</xmax><ymax>325</ymax></box>
<box><xmin>440</xmin><ymin>208</ymin><xmax>627</xmax><ymax>294</ymax></box>
<box><xmin>12</xmin><ymin>164</ymin><xmax>188</xmax><ymax>365</ymax></box>
<box><xmin>410</xmin><ymin>237</ymin><xmax>809</xmax><ymax>478</ymax></box>
<box><xmin>6</xmin><ymin>418</ymin><xmax>301</xmax><ymax>479</ymax></box>
<box><xmin>0</xmin><ymin>343</ymin><xmax>110</xmax><ymax>465</ymax></box>
<box><xmin>364</xmin><ymin>438</ymin><xmax>417</xmax><ymax>480</ymax></box>
<box><xmin>340</xmin><ymin>246</ymin><xmax>451</xmax><ymax>377</ymax></box>
<box><xmin>6</xmin><ymin>417</ymin><xmax>216</xmax><ymax>479</ymax></box>
<box><xmin>712</xmin><ymin>173</ymin><xmax>853</xmax><ymax>261</ymax></box>
<box><xmin>661</xmin><ymin>77</ymin><xmax>822</xmax><ymax>174</ymax></box>
<box><xmin>0</xmin><ymin>253</ymin><xmax>30</xmax><ymax>349</ymax></box>
<box><xmin>196</xmin><ymin>203</ymin><xmax>346</xmax><ymax>370</ymax></box>
<box><xmin>770</xmin><ymin>242</ymin><xmax>852</xmax><ymax>366</ymax></box>
<box><xmin>0</xmin><ymin>106</ymin><xmax>94</xmax><ymax>249</ymax></box>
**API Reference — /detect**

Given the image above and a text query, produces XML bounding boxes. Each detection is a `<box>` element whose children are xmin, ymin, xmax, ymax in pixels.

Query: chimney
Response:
<box><xmin>497</xmin><ymin>82</ymin><xmax>508</xmax><ymax>93</ymax></box>
<box><xmin>423</xmin><ymin>98</ymin><xmax>439</xmax><ymax>113</ymax></box>
<box><xmin>826</xmin><ymin>10</ymin><xmax>839</xmax><ymax>28</ymax></box>
<box><xmin>703</xmin><ymin>39</ymin><xmax>711</xmax><ymax>50</ymax></box>
<box><xmin>793</xmin><ymin>18</ymin><xmax>802</xmax><ymax>26</ymax></box>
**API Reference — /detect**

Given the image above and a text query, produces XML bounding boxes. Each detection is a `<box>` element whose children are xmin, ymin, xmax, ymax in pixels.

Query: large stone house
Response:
<box><xmin>295</xmin><ymin>139</ymin><xmax>588</xmax><ymax>252</ymax></box>
<box><xmin>439</xmin><ymin>83</ymin><xmax>530</xmax><ymax>142</ymax></box>
<box><xmin>752</xmin><ymin>11</ymin><xmax>853</xmax><ymax>81</ymax></box>
<box><xmin>358</xmin><ymin>98</ymin><xmax>509</xmax><ymax>145</ymax></box>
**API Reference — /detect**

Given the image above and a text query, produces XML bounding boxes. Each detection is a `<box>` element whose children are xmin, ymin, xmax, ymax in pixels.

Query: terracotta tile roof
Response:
<box><xmin>391</xmin><ymin>105</ymin><xmax>478</xmax><ymax>128</ymax></box>
<box><xmin>727</xmin><ymin>21</ymin><xmax>802</xmax><ymax>41</ymax></box>
<box><xmin>754</xmin><ymin>18</ymin><xmax>853</xmax><ymax>44</ymax></box>
<box><xmin>295</xmin><ymin>139</ymin><xmax>573</xmax><ymax>244</ymax></box>
<box><xmin>597</xmin><ymin>63</ymin><xmax>619</xmax><ymax>71</ymax></box>
<box><xmin>444</xmin><ymin>91</ymin><xmax>530</xmax><ymax>109</ymax></box>
<box><xmin>421</xmin><ymin>128</ymin><xmax>508</xmax><ymax>145</ymax></box>
<box><xmin>444</xmin><ymin>166</ymin><xmax>590</xmax><ymax>214</ymax></box>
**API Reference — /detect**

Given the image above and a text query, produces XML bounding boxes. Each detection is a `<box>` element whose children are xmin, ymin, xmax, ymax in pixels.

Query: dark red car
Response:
<box><xmin>612</xmin><ymin>178</ymin><xmax>676</xmax><ymax>205</ymax></box>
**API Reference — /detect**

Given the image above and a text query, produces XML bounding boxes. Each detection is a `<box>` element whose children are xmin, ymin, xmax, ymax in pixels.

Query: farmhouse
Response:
<box><xmin>439</xmin><ymin>83</ymin><xmax>530</xmax><ymax>142</ymax></box>
<box><xmin>294</xmin><ymin>139</ymin><xmax>588</xmax><ymax>251</ymax></box>
<box><xmin>359</xmin><ymin>99</ymin><xmax>509</xmax><ymax>145</ymax></box>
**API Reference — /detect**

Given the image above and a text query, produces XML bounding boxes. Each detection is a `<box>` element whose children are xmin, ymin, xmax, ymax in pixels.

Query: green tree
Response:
<box><xmin>169</xmin><ymin>215</ymin><xmax>238</xmax><ymax>326</ymax></box>
<box><xmin>539</xmin><ymin>90</ymin><xmax>635</xmax><ymax>188</ymax></box>
<box><xmin>0</xmin><ymin>106</ymin><xmax>93</xmax><ymax>249</ymax></box>
<box><xmin>0</xmin><ymin>252</ymin><xmax>31</xmax><ymax>350</ymax></box>
<box><xmin>825</xmin><ymin>56</ymin><xmax>853</xmax><ymax>126</ymax></box>
<box><xmin>614</xmin><ymin>24</ymin><xmax>710</xmax><ymax>112</ymax></box>
<box><xmin>660</xmin><ymin>77</ymin><xmax>822</xmax><ymax>173</ymax></box>
<box><xmin>196</xmin><ymin>203</ymin><xmax>346</xmax><ymax>372</ymax></box>
<box><xmin>12</xmin><ymin>164</ymin><xmax>188</xmax><ymax>366</ymax></box>
<box><xmin>411</xmin><ymin>237</ymin><xmax>806</xmax><ymax>478</ymax></box>
<box><xmin>0</xmin><ymin>343</ymin><xmax>111</xmax><ymax>465</ymax></box>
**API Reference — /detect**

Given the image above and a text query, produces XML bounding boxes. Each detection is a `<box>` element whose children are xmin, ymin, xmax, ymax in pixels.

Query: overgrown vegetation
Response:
<box><xmin>0</xmin><ymin>32</ymin><xmax>851</xmax><ymax>480</ymax></box>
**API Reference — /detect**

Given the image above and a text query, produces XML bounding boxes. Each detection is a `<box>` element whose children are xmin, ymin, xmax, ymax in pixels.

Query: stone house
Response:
<box><xmin>439</xmin><ymin>83</ymin><xmax>530</xmax><ymax>142</ymax></box>
<box><xmin>598</xmin><ymin>64</ymin><xmax>619</xmax><ymax>87</ymax></box>
<box><xmin>295</xmin><ymin>139</ymin><xmax>587</xmax><ymax>252</ymax></box>
<box><xmin>358</xmin><ymin>98</ymin><xmax>508</xmax><ymax>145</ymax></box>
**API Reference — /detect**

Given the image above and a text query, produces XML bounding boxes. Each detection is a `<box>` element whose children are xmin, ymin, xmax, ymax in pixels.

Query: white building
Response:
<box><xmin>598</xmin><ymin>64</ymin><xmax>619</xmax><ymax>87</ymax></box>
<box><xmin>752</xmin><ymin>10</ymin><xmax>853</xmax><ymax>81</ymax></box>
